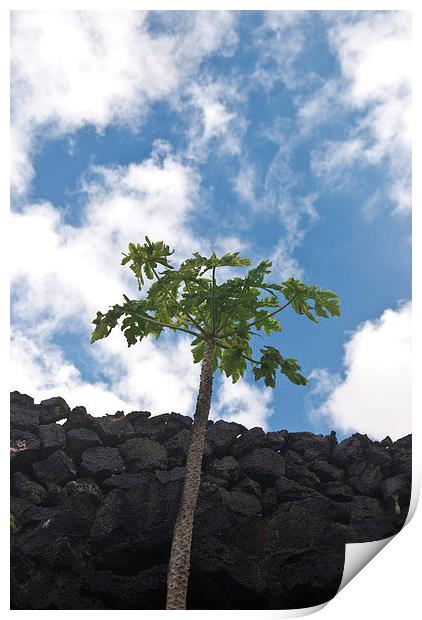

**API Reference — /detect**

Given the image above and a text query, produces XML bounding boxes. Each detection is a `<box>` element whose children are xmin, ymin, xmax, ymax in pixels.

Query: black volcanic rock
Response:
<box><xmin>163</xmin><ymin>428</ymin><xmax>192</xmax><ymax>466</ymax></box>
<box><xmin>364</xmin><ymin>444</ymin><xmax>392</xmax><ymax>471</ymax></box>
<box><xmin>11</xmin><ymin>472</ymin><xmax>48</xmax><ymax>505</ymax></box>
<box><xmin>320</xmin><ymin>481</ymin><xmax>354</xmax><ymax>503</ymax></box>
<box><xmin>275</xmin><ymin>476</ymin><xmax>323</xmax><ymax>502</ymax></box>
<box><xmin>63</xmin><ymin>406</ymin><xmax>94</xmax><ymax>431</ymax></box>
<box><xmin>135</xmin><ymin>412</ymin><xmax>192</xmax><ymax>442</ymax></box>
<box><xmin>39</xmin><ymin>396</ymin><xmax>71</xmax><ymax>424</ymax></box>
<box><xmin>156</xmin><ymin>466</ymin><xmax>186</xmax><ymax>485</ymax></box>
<box><xmin>118</xmin><ymin>437</ymin><xmax>168</xmax><ymax>472</ymax></box>
<box><xmin>264</xmin><ymin>429</ymin><xmax>288</xmax><ymax>451</ymax></box>
<box><xmin>10</xmin><ymin>429</ymin><xmax>41</xmax><ymax>472</ymax></box>
<box><xmin>80</xmin><ymin>446</ymin><xmax>126</xmax><ymax>480</ymax></box>
<box><xmin>230</xmin><ymin>427</ymin><xmax>266</xmax><ymax>457</ymax></box>
<box><xmin>389</xmin><ymin>436</ymin><xmax>412</xmax><ymax>476</ymax></box>
<box><xmin>217</xmin><ymin>488</ymin><xmax>262</xmax><ymax>517</ymax></box>
<box><xmin>285</xmin><ymin>463</ymin><xmax>320</xmax><ymax>489</ymax></box>
<box><xmin>10</xmin><ymin>403</ymin><xmax>40</xmax><ymax>432</ymax></box>
<box><xmin>284</xmin><ymin>449</ymin><xmax>305</xmax><ymax>465</ymax></box>
<box><xmin>125</xmin><ymin>410</ymin><xmax>151</xmax><ymax>431</ymax></box>
<box><xmin>287</xmin><ymin>432</ymin><xmax>331</xmax><ymax>461</ymax></box>
<box><xmin>61</xmin><ymin>479</ymin><xmax>103</xmax><ymax>506</ymax></box>
<box><xmin>378</xmin><ymin>474</ymin><xmax>411</xmax><ymax>511</ymax></box>
<box><xmin>308</xmin><ymin>459</ymin><xmax>344</xmax><ymax>482</ymax></box>
<box><xmin>66</xmin><ymin>428</ymin><xmax>103</xmax><ymax>459</ymax></box>
<box><xmin>200</xmin><ymin>473</ymin><xmax>229</xmax><ymax>492</ymax></box>
<box><xmin>261</xmin><ymin>487</ymin><xmax>278</xmax><ymax>515</ymax></box>
<box><xmin>238</xmin><ymin>476</ymin><xmax>262</xmax><ymax>498</ymax></box>
<box><xmin>92</xmin><ymin>414</ymin><xmax>135</xmax><ymax>446</ymax></box>
<box><xmin>347</xmin><ymin>460</ymin><xmax>383</xmax><ymax>496</ymax></box>
<box><xmin>205</xmin><ymin>420</ymin><xmax>246</xmax><ymax>456</ymax></box>
<box><xmin>102</xmin><ymin>471</ymin><xmax>152</xmax><ymax>492</ymax></box>
<box><xmin>238</xmin><ymin>448</ymin><xmax>285</xmax><ymax>486</ymax></box>
<box><xmin>329</xmin><ymin>433</ymin><xmax>371</xmax><ymax>467</ymax></box>
<box><xmin>39</xmin><ymin>423</ymin><xmax>66</xmax><ymax>455</ymax></box>
<box><xmin>346</xmin><ymin>496</ymin><xmax>398</xmax><ymax>542</ymax></box>
<box><xmin>33</xmin><ymin>450</ymin><xmax>77</xmax><ymax>486</ymax></box>
<box><xmin>10</xmin><ymin>391</ymin><xmax>35</xmax><ymax>407</ymax></box>
<box><xmin>209</xmin><ymin>455</ymin><xmax>239</xmax><ymax>484</ymax></box>
<box><xmin>9</xmin><ymin>391</ymin><xmax>412</xmax><ymax>610</ymax></box>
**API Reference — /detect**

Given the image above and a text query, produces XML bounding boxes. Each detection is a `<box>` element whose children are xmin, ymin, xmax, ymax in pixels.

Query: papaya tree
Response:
<box><xmin>91</xmin><ymin>237</ymin><xmax>340</xmax><ymax>609</ymax></box>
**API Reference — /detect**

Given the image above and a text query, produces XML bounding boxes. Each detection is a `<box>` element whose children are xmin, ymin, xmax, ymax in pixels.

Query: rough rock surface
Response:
<box><xmin>10</xmin><ymin>392</ymin><xmax>412</xmax><ymax>610</ymax></box>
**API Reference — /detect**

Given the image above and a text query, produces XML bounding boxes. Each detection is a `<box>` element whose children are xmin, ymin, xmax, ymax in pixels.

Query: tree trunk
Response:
<box><xmin>166</xmin><ymin>339</ymin><xmax>215</xmax><ymax>609</ymax></box>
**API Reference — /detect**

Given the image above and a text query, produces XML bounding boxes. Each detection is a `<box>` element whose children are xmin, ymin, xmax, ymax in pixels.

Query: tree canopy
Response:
<box><xmin>91</xmin><ymin>236</ymin><xmax>340</xmax><ymax>389</ymax></box>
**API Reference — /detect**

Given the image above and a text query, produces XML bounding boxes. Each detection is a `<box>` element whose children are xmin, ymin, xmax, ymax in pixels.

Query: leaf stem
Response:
<box><xmin>134</xmin><ymin>311</ymin><xmax>201</xmax><ymax>338</ymax></box>
<box><xmin>214</xmin><ymin>337</ymin><xmax>260</xmax><ymax>365</ymax></box>
<box><xmin>219</xmin><ymin>293</ymin><xmax>298</xmax><ymax>339</ymax></box>
<box><xmin>150</xmin><ymin>266</ymin><xmax>207</xmax><ymax>335</ymax></box>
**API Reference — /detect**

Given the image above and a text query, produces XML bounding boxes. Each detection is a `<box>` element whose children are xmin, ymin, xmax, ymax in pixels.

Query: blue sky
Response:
<box><xmin>10</xmin><ymin>10</ymin><xmax>411</xmax><ymax>440</ymax></box>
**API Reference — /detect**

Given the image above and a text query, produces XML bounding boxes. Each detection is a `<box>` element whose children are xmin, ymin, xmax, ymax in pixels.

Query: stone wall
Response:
<box><xmin>10</xmin><ymin>391</ymin><xmax>412</xmax><ymax>610</ymax></box>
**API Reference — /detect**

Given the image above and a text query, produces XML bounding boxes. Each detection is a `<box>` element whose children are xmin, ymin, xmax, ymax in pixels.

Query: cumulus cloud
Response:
<box><xmin>11</xmin><ymin>149</ymin><xmax>200</xmax><ymax>326</ymax></box>
<box><xmin>10</xmin><ymin>325</ymin><xmax>204</xmax><ymax>418</ymax></box>
<box><xmin>308</xmin><ymin>303</ymin><xmax>412</xmax><ymax>440</ymax></box>
<box><xmin>212</xmin><ymin>374</ymin><xmax>274</xmax><ymax>430</ymax></box>
<box><xmin>10</xmin><ymin>146</ymin><xmax>203</xmax><ymax>415</ymax></box>
<box><xmin>10</xmin><ymin>10</ymin><xmax>238</xmax><ymax>194</ymax></box>
<box><xmin>10</xmin><ymin>145</ymin><xmax>203</xmax><ymax>406</ymax></box>
<box><xmin>10</xmin><ymin>143</ymin><xmax>271</xmax><ymax>426</ymax></box>
<box><xmin>10</xmin><ymin>328</ymin><xmax>137</xmax><ymax>416</ymax></box>
<box><xmin>9</xmin><ymin>7</ymin><xmax>274</xmax><ymax>428</ymax></box>
<box><xmin>310</xmin><ymin>11</ymin><xmax>411</xmax><ymax>215</ymax></box>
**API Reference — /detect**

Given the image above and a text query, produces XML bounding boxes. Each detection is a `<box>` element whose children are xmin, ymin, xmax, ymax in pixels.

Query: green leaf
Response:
<box><xmin>121</xmin><ymin>237</ymin><xmax>175</xmax><ymax>289</ymax></box>
<box><xmin>91</xmin><ymin>304</ymin><xmax>125</xmax><ymax>343</ymax></box>
<box><xmin>252</xmin><ymin>347</ymin><xmax>308</xmax><ymax>388</ymax></box>
<box><xmin>281</xmin><ymin>358</ymin><xmax>308</xmax><ymax>386</ymax></box>
<box><xmin>92</xmin><ymin>239</ymin><xmax>339</xmax><ymax>399</ymax></box>
<box><xmin>220</xmin><ymin>345</ymin><xmax>246</xmax><ymax>383</ymax></box>
<box><xmin>252</xmin><ymin>345</ymin><xmax>283</xmax><ymax>388</ymax></box>
<box><xmin>191</xmin><ymin>339</ymin><xmax>205</xmax><ymax>364</ymax></box>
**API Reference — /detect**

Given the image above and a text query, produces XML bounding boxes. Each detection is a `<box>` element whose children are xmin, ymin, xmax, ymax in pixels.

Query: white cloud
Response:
<box><xmin>10</xmin><ymin>328</ymin><xmax>134</xmax><ymax>416</ymax></box>
<box><xmin>11</xmin><ymin>10</ymin><xmax>238</xmax><ymax>194</ymax></box>
<box><xmin>181</xmin><ymin>79</ymin><xmax>246</xmax><ymax>161</ymax></box>
<box><xmin>310</xmin><ymin>12</ymin><xmax>411</xmax><ymax>214</ymax></box>
<box><xmin>10</xmin><ymin>326</ymin><xmax>201</xmax><ymax>418</ymax></box>
<box><xmin>330</xmin><ymin>12</ymin><xmax>411</xmax><ymax>108</ymax></box>
<box><xmin>91</xmin><ymin>329</ymin><xmax>202</xmax><ymax>416</ymax></box>
<box><xmin>11</xmin><ymin>149</ymin><xmax>201</xmax><ymax>326</ymax></box>
<box><xmin>10</xmin><ymin>142</ymin><xmax>271</xmax><ymax>426</ymax></box>
<box><xmin>308</xmin><ymin>303</ymin><xmax>412</xmax><ymax>441</ymax></box>
<box><xmin>296</xmin><ymin>80</ymin><xmax>344</xmax><ymax>136</ymax></box>
<box><xmin>10</xmin><ymin>11</ymin><xmax>275</xmax><ymax>425</ymax></box>
<box><xmin>212</xmin><ymin>374</ymin><xmax>274</xmax><ymax>430</ymax></box>
<box><xmin>310</xmin><ymin>138</ymin><xmax>366</xmax><ymax>184</ymax></box>
<box><xmin>253</xmin><ymin>11</ymin><xmax>309</xmax><ymax>91</ymax></box>
<box><xmin>189</xmin><ymin>82</ymin><xmax>236</xmax><ymax>142</ymax></box>
<box><xmin>234</xmin><ymin>163</ymin><xmax>258</xmax><ymax>205</ymax></box>
<box><xmin>264</xmin><ymin>144</ymin><xmax>319</xmax><ymax>280</ymax></box>
<box><xmin>269</xmin><ymin>238</ymin><xmax>304</xmax><ymax>281</ymax></box>
<box><xmin>9</xmin><ymin>148</ymin><xmax>207</xmax><ymax>414</ymax></box>
<box><xmin>234</xmin><ymin>140</ymin><xmax>319</xmax><ymax>282</ymax></box>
